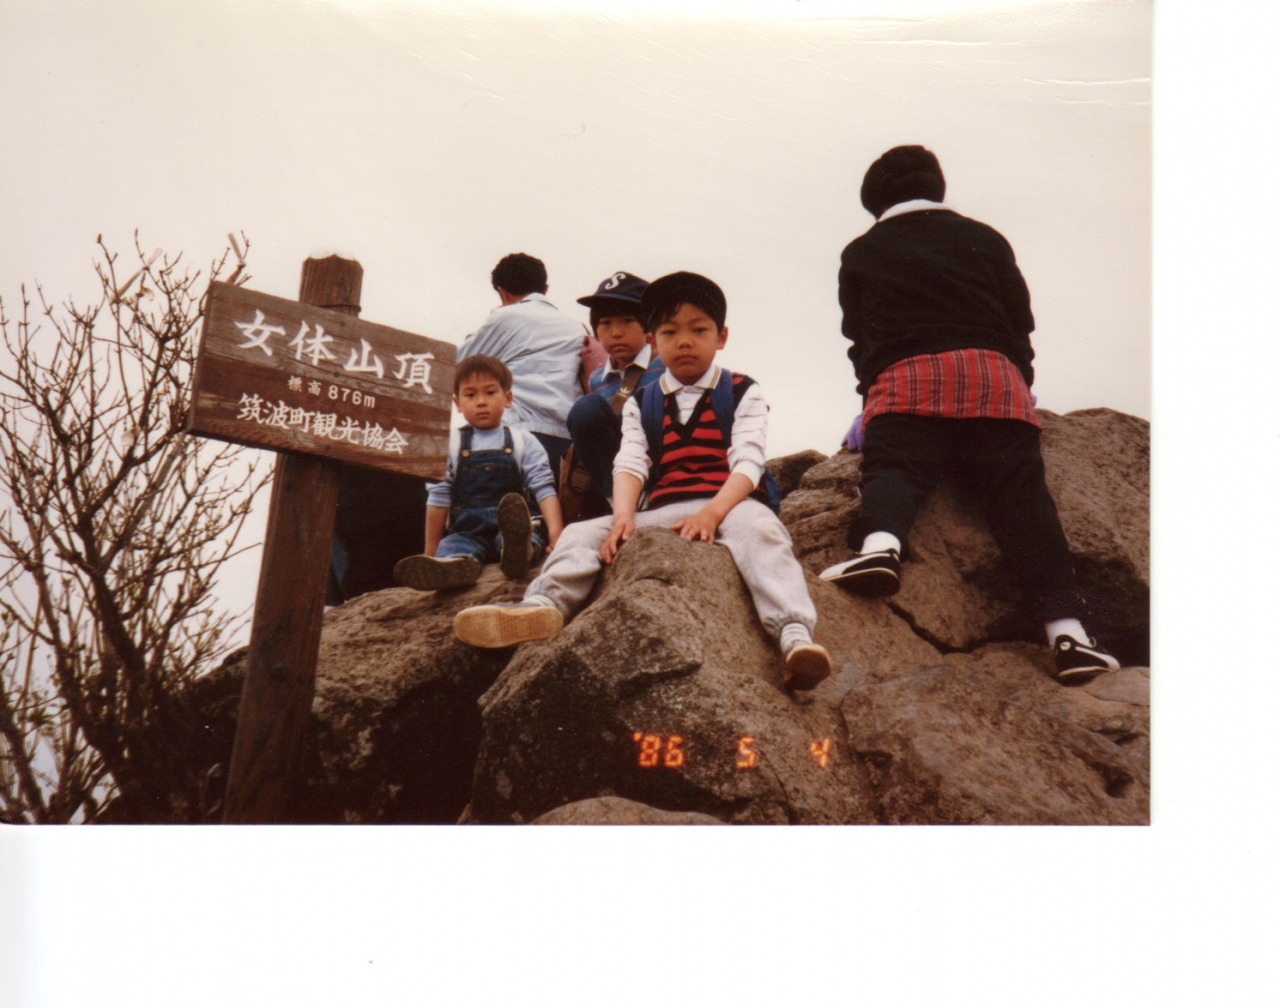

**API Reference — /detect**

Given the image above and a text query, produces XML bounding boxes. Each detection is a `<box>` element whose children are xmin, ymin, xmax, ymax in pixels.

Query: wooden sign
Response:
<box><xmin>190</xmin><ymin>281</ymin><xmax>454</xmax><ymax>479</ymax></box>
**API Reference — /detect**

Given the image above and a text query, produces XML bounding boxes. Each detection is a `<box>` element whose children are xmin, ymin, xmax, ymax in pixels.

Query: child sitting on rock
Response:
<box><xmin>563</xmin><ymin>271</ymin><xmax>666</xmax><ymax>514</ymax></box>
<box><xmin>821</xmin><ymin>144</ymin><xmax>1119</xmax><ymax>684</ymax></box>
<box><xmin>453</xmin><ymin>272</ymin><xmax>832</xmax><ymax>691</ymax></box>
<box><xmin>393</xmin><ymin>355</ymin><xmax>563</xmax><ymax>591</ymax></box>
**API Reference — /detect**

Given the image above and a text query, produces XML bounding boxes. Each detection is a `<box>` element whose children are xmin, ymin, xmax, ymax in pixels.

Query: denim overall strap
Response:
<box><xmin>451</xmin><ymin>426</ymin><xmax>525</xmax><ymax>514</ymax></box>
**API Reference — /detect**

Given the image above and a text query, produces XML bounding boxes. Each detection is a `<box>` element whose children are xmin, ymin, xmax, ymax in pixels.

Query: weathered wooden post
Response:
<box><xmin>186</xmin><ymin>256</ymin><xmax>453</xmax><ymax>824</ymax></box>
<box><xmin>220</xmin><ymin>257</ymin><xmax>357</xmax><ymax>823</ymax></box>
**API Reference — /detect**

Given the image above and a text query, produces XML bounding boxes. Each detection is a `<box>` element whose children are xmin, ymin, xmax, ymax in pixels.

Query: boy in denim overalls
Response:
<box><xmin>394</xmin><ymin>355</ymin><xmax>564</xmax><ymax>591</ymax></box>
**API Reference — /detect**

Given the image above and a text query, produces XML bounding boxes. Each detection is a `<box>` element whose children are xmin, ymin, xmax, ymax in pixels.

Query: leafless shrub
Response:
<box><xmin>0</xmin><ymin>234</ymin><xmax>267</xmax><ymax>823</ymax></box>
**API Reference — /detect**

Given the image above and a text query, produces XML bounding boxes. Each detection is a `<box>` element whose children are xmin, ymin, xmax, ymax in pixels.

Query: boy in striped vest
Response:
<box><xmin>454</xmin><ymin>272</ymin><xmax>832</xmax><ymax>691</ymax></box>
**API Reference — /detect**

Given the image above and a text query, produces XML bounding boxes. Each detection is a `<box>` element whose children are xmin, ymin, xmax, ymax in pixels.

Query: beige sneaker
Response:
<box><xmin>783</xmin><ymin>642</ymin><xmax>832</xmax><ymax>691</ymax></box>
<box><xmin>454</xmin><ymin>602</ymin><xmax>564</xmax><ymax>648</ymax></box>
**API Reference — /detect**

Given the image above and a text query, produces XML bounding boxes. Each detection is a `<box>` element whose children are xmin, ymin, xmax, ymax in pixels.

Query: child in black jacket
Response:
<box><xmin>822</xmin><ymin>145</ymin><xmax>1120</xmax><ymax>685</ymax></box>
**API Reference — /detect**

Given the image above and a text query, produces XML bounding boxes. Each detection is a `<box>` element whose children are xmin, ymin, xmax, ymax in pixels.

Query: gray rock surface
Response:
<box><xmin>531</xmin><ymin>797</ymin><xmax>724</xmax><ymax>825</ymax></box>
<box><xmin>185</xmin><ymin>408</ymin><xmax>1149</xmax><ymax>826</ymax></box>
<box><xmin>782</xmin><ymin>408</ymin><xmax>1149</xmax><ymax>661</ymax></box>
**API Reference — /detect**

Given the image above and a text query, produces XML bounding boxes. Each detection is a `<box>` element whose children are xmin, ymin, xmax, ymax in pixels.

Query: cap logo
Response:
<box><xmin>602</xmin><ymin>272</ymin><xmax>627</xmax><ymax>290</ymax></box>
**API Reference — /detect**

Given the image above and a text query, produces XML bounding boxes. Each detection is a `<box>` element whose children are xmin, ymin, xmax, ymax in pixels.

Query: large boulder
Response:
<box><xmin>182</xmin><ymin>569</ymin><xmax>531</xmax><ymax>824</ymax></box>
<box><xmin>462</xmin><ymin>522</ymin><xmax>1148</xmax><ymax>826</ymax></box>
<box><xmin>532</xmin><ymin>797</ymin><xmax>725</xmax><ymax>825</ymax></box>
<box><xmin>178</xmin><ymin>408</ymin><xmax>1149</xmax><ymax>826</ymax></box>
<box><xmin>782</xmin><ymin>408</ymin><xmax>1149</xmax><ymax>663</ymax></box>
<box><xmin>295</xmin><ymin>576</ymin><xmax>521</xmax><ymax>823</ymax></box>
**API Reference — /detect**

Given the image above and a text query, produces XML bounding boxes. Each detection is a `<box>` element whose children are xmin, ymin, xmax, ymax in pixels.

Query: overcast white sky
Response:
<box><xmin>1</xmin><ymin>0</ymin><xmax>1149</xmax><ymax>461</ymax></box>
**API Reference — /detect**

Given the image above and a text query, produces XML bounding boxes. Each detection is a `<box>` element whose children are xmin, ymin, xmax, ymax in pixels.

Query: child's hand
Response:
<box><xmin>671</xmin><ymin>506</ymin><xmax>722</xmax><ymax>544</ymax></box>
<box><xmin>601</xmin><ymin>518</ymin><xmax>635</xmax><ymax>564</ymax></box>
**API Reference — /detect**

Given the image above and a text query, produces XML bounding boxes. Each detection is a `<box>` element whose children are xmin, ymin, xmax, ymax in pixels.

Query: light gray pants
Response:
<box><xmin>526</xmin><ymin>497</ymin><xmax>817</xmax><ymax>641</ymax></box>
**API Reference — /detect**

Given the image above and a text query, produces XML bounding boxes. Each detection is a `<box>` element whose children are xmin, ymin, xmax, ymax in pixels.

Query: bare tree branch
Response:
<box><xmin>0</xmin><ymin>232</ymin><xmax>267</xmax><ymax>823</ymax></box>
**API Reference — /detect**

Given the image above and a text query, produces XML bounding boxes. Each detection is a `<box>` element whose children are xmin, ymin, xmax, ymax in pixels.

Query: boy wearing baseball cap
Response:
<box><xmin>563</xmin><ymin>272</ymin><xmax>666</xmax><ymax>508</ymax></box>
<box><xmin>453</xmin><ymin>271</ymin><xmax>832</xmax><ymax>692</ymax></box>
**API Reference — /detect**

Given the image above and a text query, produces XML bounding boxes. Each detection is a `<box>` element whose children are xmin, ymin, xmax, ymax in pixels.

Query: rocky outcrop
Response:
<box><xmin>782</xmin><ymin>408</ymin><xmax>1149</xmax><ymax>663</ymax></box>
<box><xmin>531</xmin><ymin>797</ymin><xmax>725</xmax><ymax>825</ymax></box>
<box><xmin>186</xmin><ymin>407</ymin><xmax>1149</xmax><ymax>826</ymax></box>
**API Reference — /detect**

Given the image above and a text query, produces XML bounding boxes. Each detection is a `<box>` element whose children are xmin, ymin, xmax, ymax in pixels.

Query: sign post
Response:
<box><xmin>190</xmin><ymin>256</ymin><xmax>454</xmax><ymax>824</ymax></box>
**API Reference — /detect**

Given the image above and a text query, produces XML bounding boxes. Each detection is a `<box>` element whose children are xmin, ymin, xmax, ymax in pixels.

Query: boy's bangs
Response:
<box><xmin>454</xmin><ymin>354</ymin><xmax>513</xmax><ymax>394</ymax></box>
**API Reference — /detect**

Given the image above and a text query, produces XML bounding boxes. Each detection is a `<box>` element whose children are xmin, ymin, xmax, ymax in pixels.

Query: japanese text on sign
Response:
<box><xmin>234</xmin><ymin>309</ymin><xmax>437</xmax><ymax>393</ymax></box>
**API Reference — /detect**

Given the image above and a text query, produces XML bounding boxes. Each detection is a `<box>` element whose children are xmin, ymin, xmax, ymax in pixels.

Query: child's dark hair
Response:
<box><xmin>490</xmin><ymin>253</ymin><xmax>547</xmax><ymax>297</ymax></box>
<box><xmin>639</xmin><ymin>271</ymin><xmax>727</xmax><ymax>333</ymax></box>
<box><xmin>454</xmin><ymin>354</ymin><xmax>513</xmax><ymax>395</ymax></box>
<box><xmin>589</xmin><ymin>298</ymin><xmax>642</xmax><ymax>332</ymax></box>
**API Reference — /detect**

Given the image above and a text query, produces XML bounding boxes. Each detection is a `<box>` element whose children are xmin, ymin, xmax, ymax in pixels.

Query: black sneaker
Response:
<box><xmin>498</xmin><ymin>493</ymin><xmax>534</xmax><ymax>579</ymax></box>
<box><xmin>393</xmin><ymin>554</ymin><xmax>481</xmax><ymax>591</ymax></box>
<box><xmin>1053</xmin><ymin>635</ymin><xmax>1121</xmax><ymax>685</ymax></box>
<box><xmin>818</xmin><ymin>549</ymin><xmax>901</xmax><ymax>597</ymax></box>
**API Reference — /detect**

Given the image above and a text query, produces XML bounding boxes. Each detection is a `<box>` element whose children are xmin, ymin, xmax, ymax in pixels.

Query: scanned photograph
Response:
<box><xmin>0</xmin><ymin>0</ymin><xmax>1149</xmax><ymax>829</ymax></box>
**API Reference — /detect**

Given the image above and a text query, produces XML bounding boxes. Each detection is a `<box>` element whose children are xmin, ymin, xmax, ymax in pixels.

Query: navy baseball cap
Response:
<box><xmin>576</xmin><ymin>271</ymin><xmax>649</xmax><ymax>311</ymax></box>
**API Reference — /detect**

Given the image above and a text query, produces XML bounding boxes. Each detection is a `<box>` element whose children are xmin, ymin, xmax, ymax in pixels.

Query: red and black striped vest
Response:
<box><xmin>645</xmin><ymin>372</ymin><xmax>769</xmax><ymax>510</ymax></box>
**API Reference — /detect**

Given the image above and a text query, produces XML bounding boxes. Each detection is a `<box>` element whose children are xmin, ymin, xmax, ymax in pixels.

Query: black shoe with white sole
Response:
<box><xmin>1053</xmin><ymin>635</ymin><xmax>1121</xmax><ymax>685</ymax></box>
<box><xmin>818</xmin><ymin>549</ymin><xmax>901</xmax><ymax>598</ymax></box>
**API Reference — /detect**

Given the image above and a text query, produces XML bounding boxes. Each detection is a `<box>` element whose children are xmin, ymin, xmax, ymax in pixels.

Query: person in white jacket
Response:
<box><xmin>459</xmin><ymin>252</ymin><xmax>589</xmax><ymax>476</ymax></box>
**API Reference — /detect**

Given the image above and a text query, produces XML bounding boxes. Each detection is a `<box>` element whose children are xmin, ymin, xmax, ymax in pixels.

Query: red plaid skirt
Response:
<box><xmin>862</xmin><ymin>349</ymin><xmax>1040</xmax><ymax>429</ymax></box>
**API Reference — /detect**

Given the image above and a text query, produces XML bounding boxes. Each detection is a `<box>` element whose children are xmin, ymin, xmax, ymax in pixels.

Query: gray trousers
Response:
<box><xmin>526</xmin><ymin>497</ymin><xmax>817</xmax><ymax>641</ymax></box>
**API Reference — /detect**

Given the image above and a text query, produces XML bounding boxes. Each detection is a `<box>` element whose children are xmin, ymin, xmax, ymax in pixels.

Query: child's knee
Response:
<box><xmin>567</xmin><ymin>393</ymin><xmax>616</xmax><ymax>437</ymax></box>
<box><xmin>556</xmin><ymin>513</ymin><xmax>613</xmax><ymax>551</ymax></box>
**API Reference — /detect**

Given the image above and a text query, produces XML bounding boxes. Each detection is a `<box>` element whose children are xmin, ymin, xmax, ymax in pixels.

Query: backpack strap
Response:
<box><xmin>715</xmin><ymin>371</ymin><xmax>782</xmax><ymax>514</ymax></box>
<box><xmin>609</xmin><ymin>362</ymin><xmax>647</xmax><ymax>416</ymax></box>
<box><xmin>639</xmin><ymin>380</ymin><xmax>666</xmax><ymax>466</ymax></box>
<box><xmin>709</xmin><ymin>368</ymin><xmax>737</xmax><ymax>445</ymax></box>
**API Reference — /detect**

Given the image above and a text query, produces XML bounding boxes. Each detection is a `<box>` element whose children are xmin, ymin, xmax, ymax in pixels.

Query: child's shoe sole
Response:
<box><xmin>454</xmin><ymin>603</ymin><xmax>563</xmax><ymax>648</ymax></box>
<box><xmin>783</xmin><ymin>643</ymin><xmax>832</xmax><ymax>691</ymax></box>
<box><xmin>819</xmin><ymin>550</ymin><xmax>901</xmax><ymax>598</ymax></box>
<box><xmin>498</xmin><ymin>493</ymin><xmax>533</xmax><ymax>579</ymax></box>
<box><xmin>393</xmin><ymin>554</ymin><xmax>481</xmax><ymax>591</ymax></box>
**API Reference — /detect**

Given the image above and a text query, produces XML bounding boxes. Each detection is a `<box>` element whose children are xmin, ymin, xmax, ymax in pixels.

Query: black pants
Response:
<box><xmin>567</xmin><ymin>393</ymin><xmax>621</xmax><ymax>496</ymax></box>
<box><xmin>327</xmin><ymin>467</ymin><xmax>427</xmax><ymax>605</ymax></box>
<box><xmin>852</xmin><ymin>413</ymin><xmax>1081</xmax><ymax>622</ymax></box>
